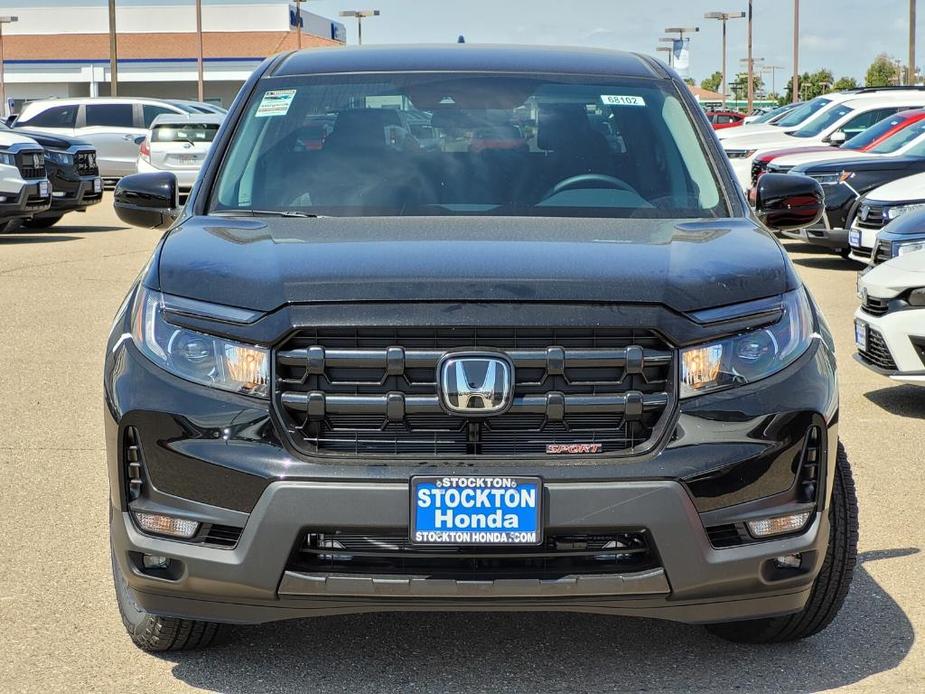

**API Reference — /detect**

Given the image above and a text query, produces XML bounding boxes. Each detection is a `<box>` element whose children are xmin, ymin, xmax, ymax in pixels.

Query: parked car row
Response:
<box><xmin>728</xmin><ymin>87</ymin><xmax>925</xmax><ymax>389</ymax></box>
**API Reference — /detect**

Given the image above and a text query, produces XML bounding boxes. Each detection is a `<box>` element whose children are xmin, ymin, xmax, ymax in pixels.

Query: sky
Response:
<box><xmin>0</xmin><ymin>1</ymin><xmax>918</xmax><ymax>84</ymax></box>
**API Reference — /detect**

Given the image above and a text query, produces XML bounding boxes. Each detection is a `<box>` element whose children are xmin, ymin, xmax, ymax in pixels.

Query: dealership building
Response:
<box><xmin>0</xmin><ymin>1</ymin><xmax>345</xmax><ymax>109</ymax></box>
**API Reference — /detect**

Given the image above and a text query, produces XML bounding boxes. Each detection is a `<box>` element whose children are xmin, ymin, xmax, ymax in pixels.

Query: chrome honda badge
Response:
<box><xmin>438</xmin><ymin>353</ymin><xmax>513</xmax><ymax>415</ymax></box>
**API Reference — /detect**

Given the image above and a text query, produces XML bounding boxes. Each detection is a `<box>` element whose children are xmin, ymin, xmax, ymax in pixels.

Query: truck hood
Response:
<box><xmin>716</xmin><ymin>124</ymin><xmax>789</xmax><ymax>141</ymax></box>
<box><xmin>794</xmin><ymin>155</ymin><xmax>925</xmax><ymax>175</ymax></box>
<box><xmin>156</xmin><ymin>216</ymin><xmax>795</xmax><ymax>314</ymax></box>
<box><xmin>862</xmin><ymin>248</ymin><xmax>925</xmax><ymax>298</ymax></box>
<box><xmin>862</xmin><ymin>170</ymin><xmax>925</xmax><ymax>203</ymax></box>
<box><xmin>13</xmin><ymin>128</ymin><xmax>92</xmax><ymax>150</ymax></box>
<box><xmin>773</xmin><ymin>149</ymin><xmax>878</xmax><ymax>168</ymax></box>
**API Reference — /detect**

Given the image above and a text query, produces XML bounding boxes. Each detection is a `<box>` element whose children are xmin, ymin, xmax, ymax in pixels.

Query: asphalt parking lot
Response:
<box><xmin>1</xmin><ymin>196</ymin><xmax>923</xmax><ymax>693</ymax></box>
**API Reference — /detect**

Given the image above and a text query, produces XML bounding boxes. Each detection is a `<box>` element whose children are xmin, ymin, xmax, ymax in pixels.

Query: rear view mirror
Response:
<box><xmin>827</xmin><ymin>130</ymin><xmax>846</xmax><ymax>146</ymax></box>
<box><xmin>754</xmin><ymin>173</ymin><xmax>825</xmax><ymax>232</ymax></box>
<box><xmin>114</xmin><ymin>172</ymin><xmax>180</xmax><ymax>230</ymax></box>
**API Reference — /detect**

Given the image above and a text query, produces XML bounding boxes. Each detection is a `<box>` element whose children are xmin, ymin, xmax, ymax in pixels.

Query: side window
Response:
<box><xmin>841</xmin><ymin>108</ymin><xmax>899</xmax><ymax>137</ymax></box>
<box><xmin>85</xmin><ymin>104</ymin><xmax>135</xmax><ymax>128</ymax></box>
<box><xmin>143</xmin><ymin>105</ymin><xmax>175</xmax><ymax>128</ymax></box>
<box><xmin>21</xmin><ymin>105</ymin><xmax>78</xmax><ymax>128</ymax></box>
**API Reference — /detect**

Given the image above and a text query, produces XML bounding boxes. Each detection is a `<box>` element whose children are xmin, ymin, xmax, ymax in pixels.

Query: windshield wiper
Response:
<box><xmin>211</xmin><ymin>209</ymin><xmax>322</xmax><ymax>218</ymax></box>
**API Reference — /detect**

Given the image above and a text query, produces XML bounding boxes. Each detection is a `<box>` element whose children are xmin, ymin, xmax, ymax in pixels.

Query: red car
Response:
<box><xmin>706</xmin><ymin>110</ymin><xmax>745</xmax><ymax>130</ymax></box>
<box><xmin>749</xmin><ymin>108</ymin><xmax>925</xmax><ymax>190</ymax></box>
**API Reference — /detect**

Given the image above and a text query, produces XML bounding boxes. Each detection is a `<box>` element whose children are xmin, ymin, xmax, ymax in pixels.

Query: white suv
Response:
<box><xmin>13</xmin><ymin>98</ymin><xmax>213</xmax><ymax>179</ymax></box>
<box><xmin>855</xmin><ymin>249</ymin><xmax>925</xmax><ymax>386</ymax></box>
<box><xmin>0</xmin><ymin>130</ymin><xmax>51</xmax><ymax>230</ymax></box>
<box><xmin>137</xmin><ymin>113</ymin><xmax>224</xmax><ymax>203</ymax></box>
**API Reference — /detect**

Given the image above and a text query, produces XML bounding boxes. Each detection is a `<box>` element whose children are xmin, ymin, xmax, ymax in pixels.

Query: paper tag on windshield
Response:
<box><xmin>601</xmin><ymin>95</ymin><xmax>646</xmax><ymax>107</ymax></box>
<box><xmin>255</xmin><ymin>89</ymin><xmax>296</xmax><ymax>118</ymax></box>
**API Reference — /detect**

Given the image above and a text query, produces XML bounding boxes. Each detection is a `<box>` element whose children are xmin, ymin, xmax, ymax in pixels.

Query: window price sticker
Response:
<box><xmin>601</xmin><ymin>95</ymin><xmax>646</xmax><ymax>107</ymax></box>
<box><xmin>255</xmin><ymin>89</ymin><xmax>297</xmax><ymax>118</ymax></box>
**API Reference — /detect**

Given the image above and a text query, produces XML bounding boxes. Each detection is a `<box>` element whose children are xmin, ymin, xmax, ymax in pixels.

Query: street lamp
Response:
<box><xmin>0</xmin><ymin>15</ymin><xmax>17</xmax><ymax>118</ymax></box>
<box><xmin>195</xmin><ymin>0</ymin><xmax>204</xmax><ymax>102</ymax></box>
<box><xmin>761</xmin><ymin>64</ymin><xmax>785</xmax><ymax>96</ymax></box>
<box><xmin>704</xmin><ymin>11</ymin><xmax>746</xmax><ymax>107</ymax></box>
<box><xmin>108</xmin><ymin>0</ymin><xmax>118</xmax><ymax>96</ymax></box>
<box><xmin>910</xmin><ymin>0</ymin><xmax>917</xmax><ymax>86</ymax></box>
<box><xmin>792</xmin><ymin>0</ymin><xmax>800</xmax><ymax>103</ymax></box>
<box><xmin>339</xmin><ymin>10</ymin><xmax>380</xmax><ymax>46</ymax></box>
<box><xmin>657</xmin><ymin>38</ymin><xmax>675</xmax><ymax>67</ymax></box>
<box><xmin>662</xmin><ymin>27</ymin><xmax>698</xmax><ymax>75</ymax></box>
<box><xmin>656</xmin><ymin>46</ymin><xmax>673</xmax><ymax>68</ymax></box>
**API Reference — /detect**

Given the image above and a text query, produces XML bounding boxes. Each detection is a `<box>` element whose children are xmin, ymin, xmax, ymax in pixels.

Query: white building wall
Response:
<box><xmin>0</xmin><ymin>4</ymin><xmax>291</xmax><ymax>34</ymax></box>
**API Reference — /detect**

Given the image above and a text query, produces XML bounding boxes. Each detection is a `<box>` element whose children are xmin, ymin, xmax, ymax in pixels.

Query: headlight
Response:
<box><xmin>0</xmin><ymin>150</ymin><xmax>15</xmax><ymax>166</ymax></box>
<box><xmin>809</xmin><ymin>171</ymin><xmax>852</xmax><ymax>186</ymax></box>
<box><xmin>909</xmin><ymin>288</ymin><xmax>925</xmax><ymax>306</ymax></box>
<box><xmin>885</xmin><ymin>203</ymin><xmax>925</xmax><ymax>221</ymax></box>
<box><xmin>725</xmin><ymin>149</ymin><xmax>758</xmax><ymax>159</ymax></box>
<box><xmin>131</xmin><ymin>287</ymin><xmax>270</xmax><ymax>398</ymax></box>
<box><xmin>44</xmin><ymin>149</ymin><xmax>74</xmax><ymax>166</ymax></box>
<box><xmin>680</xmin><ymin>288</ymin><xmax>815</xmax><ymax>398</ymax></box>
<box><xmin>895</xmin><ymin>239</ymin><xmax>925</xmax><ymax>257</ymax></box>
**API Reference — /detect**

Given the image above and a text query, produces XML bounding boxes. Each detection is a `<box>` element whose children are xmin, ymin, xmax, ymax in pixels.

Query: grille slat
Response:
<box><xmin>855</xmin><ymin>204</ymin><xmax>886</xmax><ymax>231</ymax></box>
<box><xmin>274</xmin><ymin>326</ymin><xmax>675</xmax><ymax>458</ymax></box>
<box><xmin>15</xmin><ymin>149</ymin><xmax>45</xmax><ymax>180</ymax></box>
<box><xmin>861</xmin><ymin>295</ymin><xmax>889</xmax><ymax>316</ymax></box>
<box><xmin>873</xmin><ymin>240</ymin><xmax>892</xmax><ymax>266</ymax></box>
<box><xmin>74</xmin><ymin>150</ymin><xmax>99</xmax><ymax>177</ymax></box>
<box><xmin>859</xmin><ymin>327</ymin><xmax>898</xmax><ymax>371</ymax></box>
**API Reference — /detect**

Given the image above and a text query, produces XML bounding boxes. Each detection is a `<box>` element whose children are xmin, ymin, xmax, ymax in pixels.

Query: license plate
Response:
<box><xmin>93</xmin><ymin>178</ymin><xmax>103</xmax><ymax>193</ymax></box>
<box><xmin>170</xmin><ymin>154</ymin><xmax>202</xmax><ymax>165</ymax></box>
<box><xmin>38</xmin><ymin>181</ymin><xmax>49</xmax><ymax>197</ymax></box>
<box><xmin>855</xmin><ymin>319</ymin><xmax>868</xmax><ymax>350</ymax></box>
<box><xmin>849</xmin><ymin>229</ymin><xmax>861</xmax><ymax>248</ymax></box>
<box><xmin>410</xmin><ymin>475</ymin><xmax>542</xmax><ymax>545</ymax></box>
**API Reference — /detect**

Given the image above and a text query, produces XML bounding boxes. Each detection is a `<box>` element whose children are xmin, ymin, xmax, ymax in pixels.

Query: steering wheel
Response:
<box><xmin>541</xmin><ymin>174</ymin><xmax>641</xmax><ymax>202</ymax></box>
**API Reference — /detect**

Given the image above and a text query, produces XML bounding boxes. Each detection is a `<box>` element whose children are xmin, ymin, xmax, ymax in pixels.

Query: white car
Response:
<box><xmin>0</xmin><ymin>131</ymin><xmax>51</xmax><ymax>230</ymax></box>
<box><xmin>724</xmin><ymin>91</ymin><xmax>925</xmax><ymax>188</ymax></box>
<box><xmin>847</xmin><ymin>172</ymin><xmax>925</xmax><ymax>263</ymax></box>
<box><xmin>854</xmin><ymin>248</ymin><xmax>925</xmax><ymax>385</ymax></box>
<box><xmin>136</xmin><ymin>114</ymin><xmax>224</xmax><ymax>202</ymax></box>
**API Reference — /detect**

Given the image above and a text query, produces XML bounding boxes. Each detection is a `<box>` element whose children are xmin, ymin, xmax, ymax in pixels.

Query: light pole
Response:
<box><xmin>0</xmin><ymin>16</ymin><xmax>17</xmax><ymax>118</ymax></box>
<box><xmin>339</xmin><ymin>10</ymin><xmax>380</xmax><ymax>46</ymax></box>
<box><xmin>195</xmin><ymin>0</ymin><xmax>204</xmax><ymax>102</ymax></box>
<box><xmin>746</xmin><ymin>0</ymin><xmax>754</xmax><ymax>113</ymax></box>
<box><xmin>656</xmin><ymin>46</ymin><xmax>673</xmax><ymax>68</ymax></box>
<box><xmin>108</xmin><ymin>0</ymin><xmax>118</xmax><ymax>96</ymax></box>
<box><xmin>704</xmin><ymin>11</ymin><xmax>746</xmax><ymax>107</ymax></box>
<box><xmin>741</xmin><ymin>56</ymin><xmax>765</xmax><ymax>100</ymax></box>
<box><xmin>792</xmin><ymin>0</ymin><xmax>800</xmax><ymax>103</ymax></box>
<box><xmin>762</xmin><ymin>64</ymin><xmax>784</xmax><ymax>96</ymax></box>
<box><xmin>910</xmin><ymin>0</ymin><xmax>917</xmax><ymax>86</ymax></box>
<box><xmin>658</xmin><ymin>38</ymin><xmax>675</xmax><ymax>67</ymax></box>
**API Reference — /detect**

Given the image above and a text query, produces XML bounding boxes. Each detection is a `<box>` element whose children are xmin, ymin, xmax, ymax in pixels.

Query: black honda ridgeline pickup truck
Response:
<box><xmin>106</xmin><ymin>45</ymin><xmax>857</xmax><ymax>651</ymax></box>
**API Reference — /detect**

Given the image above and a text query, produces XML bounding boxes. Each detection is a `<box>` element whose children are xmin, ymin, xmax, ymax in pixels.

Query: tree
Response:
<box><xmin>833</xmin><ymin>76</ymin><xmax>859</xmax><ymax>90</ymax></box>
<box><xmin>866</xmin><ymin>54</ymin><xmax>900</xmax><ymax>87</ymax></box>
<box><xmin>683</xmin><ymin>77</ymin><xmax>696</xmax><ymax>87</ymax></box>
<box><xmin>729</xmin><ymin>71</ymin><xmax>764</xmax><ymax>101</ymax></box>
<box><xmin>781</xmin><ymin>69</ymin><xmax>836</xmax><ymax>103</ymax></box>
<box><xmin>700</xmin><ymin>71</ymin><xmax>723</xmax><ymax>93</ymax></box>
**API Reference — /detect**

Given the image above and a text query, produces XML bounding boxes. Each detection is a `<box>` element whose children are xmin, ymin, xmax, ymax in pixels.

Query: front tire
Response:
<box><xmin>22</xmin><ymin>215</ymin><xmax>63</xmax><ymax>229</ymax></box>
<box><xmin>706</xmin><ymin>441</ymin><xmax>858</xmax><ymax>643</ymax></box>
<box><xmin>111</xmin><ymin>548</ymin><xmax>226</xmax><ymax>651</ymax></box>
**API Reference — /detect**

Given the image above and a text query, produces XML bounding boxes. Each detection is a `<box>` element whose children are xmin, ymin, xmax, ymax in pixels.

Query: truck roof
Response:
<box><xmin>273</xmin><ymin>44</ymin><xmax>664</xmax><ymax>80</ymax></box>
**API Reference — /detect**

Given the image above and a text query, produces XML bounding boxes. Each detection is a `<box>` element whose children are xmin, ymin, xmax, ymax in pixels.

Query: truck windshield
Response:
<box><xmin>775</xmin><ymin>97</ymin><xmax>832</xmax><ymax>128</ymax></box>
<box><xmin>210</xmin><ymin>72</ymin><xmax>726</xmax><ymax>218</ymax></box>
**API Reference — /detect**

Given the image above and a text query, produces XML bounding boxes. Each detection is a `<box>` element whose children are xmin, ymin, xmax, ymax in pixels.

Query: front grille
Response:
<box><xmin>274</xmin><ymin>327</ymin><xmax>675</xmax><ymax>458</ymax></box>
<box><xmin>856</xmin><ymin>204</ymin><xmax>886</xmax><ymax>231</ymax></box>
<box><xmin>202</xmin><ymin>524</ymin><xmax>243</xmax><ymax>548</ymax></box>
<box><xmin>15</xmin><ymin>149</ymin><xmax>45</xmax><ymax>180</ymax></box>
<box><xmin>75</xmin><ymin>150</ymin><xmax>99</xmax><ymax>177</ymax></box>
<box><xmin>873</xmin><ymin>240</ymin><xmax>893</xmax><ymax>265</ymax></box>
<box><xmin>858</xmin><ymin>327</ymin><xmax>898</xmax><ymax>371</ymax></box>
<box><xmin>288</xmin><ymin>529</ymin><xmax>659</xmax><ymax>579</ymax></box>
<box><xmin>861</xmin><ymin>295</ymin><xmax>889</xmax><ymax>316</ymax></box>
<box><xmin>706</xmin><ymin>523</ymin><xmax>747</xmax><ymax>548</ymax></box>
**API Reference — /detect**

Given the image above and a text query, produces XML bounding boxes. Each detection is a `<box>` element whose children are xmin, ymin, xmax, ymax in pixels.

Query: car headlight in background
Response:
<box><xmin>809</xmin><ymin>171</ymin><xmax>852</xmax><ymax>186</ymax></box>
<box><xmin>44</xmin><ymin>149</ymin><xmax>74</xmax><ymax>166</ymax></box>
<box><xmin>131</xmin><ymin>287</ymin><xmax>270</xmax><ymax>398</ymax></box>
<box><xmin>908</xmin><ymin>288</ymin><xmax>925</xmax><ymax>306</ymax></box>
<box><xmin>725</xmin><ymin>149</ymin><xmax>758</xmax><ymax>159</ymax></box>
<box><xmin>895</xmin><ymin>239</ymin><xmax>925</xmax><ymax>257</ymax></box>
<box><xmin>680</xmin><ymin>288</ymin><xmax>815</xmax><ymax>398</ymax></box>
<box><xmin>0</xmin><ymin>149</ymin><xmax>16</xmax><ymax>166</ymax></box>
<box><xmin>885</xmin><ymin>202</ymin><xmax>925</xmax><ymax>221</ymax></box>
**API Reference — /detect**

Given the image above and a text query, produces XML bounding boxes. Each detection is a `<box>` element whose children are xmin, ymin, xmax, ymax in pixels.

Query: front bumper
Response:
<box><xmin>0</xmin><ymin>175</ymin><xmax>51</xmax><ymax>219</ymax></box>
<box><xmin>42</xmin><ymin>162</ymin><xmax>103</xmax><ymax>216</ymax></box>
<box><xmin>780</xmin><ymin>225</ymin><xmax>849</xmax><ymax>250</ymax></box>
<box><xmin>854</xmin><ymin>305</ymin><xmax>925</xmax><ymax>385</ymax></box>
<box><xmin>105</xmin><ymin>325</ymin><xmax>839</xmax><ymax>625</ymax></box>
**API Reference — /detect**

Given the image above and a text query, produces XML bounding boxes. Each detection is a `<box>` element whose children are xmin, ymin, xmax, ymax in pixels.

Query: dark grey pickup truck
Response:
<box><xmin>105</xmin><ymin>44</ymin><xmax>856</xmax><ymax>651</ymax></box>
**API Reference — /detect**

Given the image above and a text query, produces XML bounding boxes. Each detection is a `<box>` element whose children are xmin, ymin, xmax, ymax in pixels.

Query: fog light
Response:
<box><xmin>52</xmin><ymin>191</ymin><xmax>66</xmax><ymax>198</ymax></box>
<box><xmin>142</xmin><ymin>554</ymin><xmax>170</xmax><ymax>569</ymax></box>
<box><xmin>774</xmin><ymin>553</ymin><xmax>802</xmax><ymax>570</ymax></box>
<box><xmin>134</xmin><ymin>512</ymin><xmax>199</xmax><ymax>539</ymax></box>
<box><xmin>746</xmin><ymin>511</ymin><xmax>811</xmax><ymax>538</ymax></box>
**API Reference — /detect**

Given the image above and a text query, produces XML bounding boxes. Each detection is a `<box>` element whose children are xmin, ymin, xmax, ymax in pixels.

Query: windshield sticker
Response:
<box><xmin>601</xmin><ymin>95</ymin><xmax>646</xmax><ymax>107</ymax></box>
<box><xmin>255</xmin><ymin>90</ymin><xmax>296</xmax><ymax>118</ymax></box>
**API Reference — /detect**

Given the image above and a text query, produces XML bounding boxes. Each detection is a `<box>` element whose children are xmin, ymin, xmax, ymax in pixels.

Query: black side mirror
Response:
<box><xmin>754</xmin><ymin>173</ymin><xmax>825</xmax><ymax>232</ymax></box>
<box><xmin>114</xmin><ymin>172</ymin><xmax>180</xmax><ymax>229</ymax></box>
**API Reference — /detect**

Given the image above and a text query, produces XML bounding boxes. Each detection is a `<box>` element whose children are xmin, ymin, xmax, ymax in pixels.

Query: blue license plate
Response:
<box><xmin>849</xmin><ymin>229</ymin><xmax>861</xmax><ymax>248</ymax></box>
<box><xmin>410</xmin><ymin>476</ymin><xmax>542</xmax><ymax>545</ymax></box>
<box><xmin>855</xmin><ymin>319</ymin><xmax>868</xmax><ymax>350</ymax></box>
